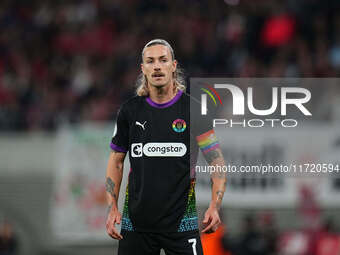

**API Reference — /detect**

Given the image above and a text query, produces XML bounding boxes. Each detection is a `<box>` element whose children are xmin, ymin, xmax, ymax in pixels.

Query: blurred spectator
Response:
<box><xmin>278</xmin><ymin>231</ymin><xmax>309</xmax><ymax>255</ymax></box>
<box><xmin>223</xmin><ymin>214</ymin><xmax>278</xmax><ymax>255</ymax></box>
<box><xmin>298</xmin><ymin>185</ymin><xmax>321</xmax><ymax>231</ymax></box>
<box><xmin>314</xmin><ymin>219</ymin><xmax>340</xmax><ymax>255</ymax></box>
<box><xmin>258</xmin><ymin>211</ymin><xmax>279</xmax><ymax>255</ymax></box>
<box><xmin>0</xmin><ymin>220</ymin><xmax>18</xmax><ymax>255</ymax></box>
<box><xmin>238</xmin><ymin>215</ymin><xmax>268</xmax><ymax>255</ymax></box>
<box><xmin>0</xmin><ymin>0</ymin><xmax>339</xmax><ymax>131</ymax></box>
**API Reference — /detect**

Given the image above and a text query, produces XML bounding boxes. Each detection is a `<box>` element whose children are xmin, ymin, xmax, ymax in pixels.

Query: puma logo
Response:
<box><xmin>135</xmin><ymin>121</ymin><xmax>147</xmax><ymax>130</ymax></box>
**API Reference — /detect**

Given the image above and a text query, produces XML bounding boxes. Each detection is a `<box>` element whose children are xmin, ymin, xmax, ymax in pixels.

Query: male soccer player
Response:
<box><xmin>105</xmin><ymin>39</ymin><xmax>226</xmax><ymax>255</ymax></box>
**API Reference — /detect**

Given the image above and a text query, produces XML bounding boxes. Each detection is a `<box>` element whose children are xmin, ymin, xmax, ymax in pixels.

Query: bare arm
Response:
<box><xmin>202</xmin><ymin>147</ymin><xmax>226</xmax><ymax>233</ymax></box>
<box><xmin>106</xmin><ymin>151</ymin><xmax>125</xmax><ymax>209</ymax></box>
<box><xmin>205</xmin><ymin>147</ymin><xmax>226</xmax><ymax>210</ymax></box>
<box><xmin>105</xmin><ymin>150</ymin><xmax>126</xmax><ymax>240</ymax></box>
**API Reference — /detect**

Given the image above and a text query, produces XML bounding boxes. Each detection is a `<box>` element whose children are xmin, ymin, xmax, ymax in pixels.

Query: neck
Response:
<box><xmin>148</xmin><ymin>81</ymin><xmax>177</xmax><ymax>104</ymax></box>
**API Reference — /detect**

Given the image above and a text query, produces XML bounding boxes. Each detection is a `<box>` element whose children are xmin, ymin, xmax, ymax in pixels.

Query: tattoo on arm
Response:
<box><xmin>214</xmin><ymin>171</ymin><xmax>225</xmax><ymax>179</ymax></box>
<box><xmin>107</xmin><ymin>202</ymin><xmax>113</xmax><ymax>214</ymax></box>
<box><xmin>216</xmin><ymin>190</ymin><xmax>224</xmax><ymax>201</ymax></box>
<box><xmin>105</xmin><ymin>177</ymin><xmax>117</xmax><ymax>200</ymax></box>
<box><xmin>211</xmin><ymin>168</ymin><xmax>226</xmax><ymax>180</ymax></box>
<box><xmin>213</xmin><ymin>190</ymin><xmax>224</xmax><ymax>210</ymax></box>
<box><xmin>205</xmin><ymin>150</ymin><xmax>220</xmax><ymax>164</ymax></box>
<box><xmin>115</xmin><ymin>163</ymin><xmax>123</xmax><ymax>173</ymax></box>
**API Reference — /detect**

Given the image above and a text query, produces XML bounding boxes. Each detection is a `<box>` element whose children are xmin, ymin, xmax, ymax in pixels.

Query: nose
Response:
<box><xmin>153</xmin><ymin>60</ymin><xmax>161</xmax><ymax>71</ymax></box>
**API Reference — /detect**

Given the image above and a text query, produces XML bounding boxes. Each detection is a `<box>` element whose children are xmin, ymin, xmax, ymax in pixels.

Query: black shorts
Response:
<box><xmin>118</xmin><ymin>229</ymin><xmax>204</xmax><ymax>255</ymax></box>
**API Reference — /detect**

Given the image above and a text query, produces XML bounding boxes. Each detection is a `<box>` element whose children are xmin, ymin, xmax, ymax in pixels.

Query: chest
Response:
<box><xmin>129</xmin><ymin>106</ymin><xmax>189</xmax><ymax>143</ymax></box>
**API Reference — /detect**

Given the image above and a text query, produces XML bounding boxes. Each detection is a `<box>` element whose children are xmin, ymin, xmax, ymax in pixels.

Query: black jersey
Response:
<box><xmin>110</xmin><ymin>90</ymin><xmax>213</xmax><ymax>233</ymax></box>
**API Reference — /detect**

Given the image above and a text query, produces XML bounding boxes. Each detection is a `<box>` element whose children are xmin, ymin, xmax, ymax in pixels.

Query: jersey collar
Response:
<box><xmin>146</xmin><ymin>90</ymin><xmax>183</xmax><ymax>109</ymax></box>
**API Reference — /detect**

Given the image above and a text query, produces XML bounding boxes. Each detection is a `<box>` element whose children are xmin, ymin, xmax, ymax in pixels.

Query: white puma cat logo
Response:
<box><xmin>135</xmin><ymin>121</ymin><xmax>147</xmax><ymax>130</ymax></box>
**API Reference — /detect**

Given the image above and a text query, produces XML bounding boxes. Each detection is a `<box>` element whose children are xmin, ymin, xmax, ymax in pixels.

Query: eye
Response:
<box><xmin>146</xmin><ymin>59</ymin><xmax>153</xmax><ymax>63</ymax></box>
<box><xmin>161</xmin><ymin>58</ymin><xmax>168</xmax><ymax>62</ymax></box>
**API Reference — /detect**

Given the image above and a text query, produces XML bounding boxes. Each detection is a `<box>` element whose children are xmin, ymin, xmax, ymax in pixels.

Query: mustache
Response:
<box><xmin>152</xmin><ymin>72</ymin><xmax>165</xmax><ymax>77</ymax></box>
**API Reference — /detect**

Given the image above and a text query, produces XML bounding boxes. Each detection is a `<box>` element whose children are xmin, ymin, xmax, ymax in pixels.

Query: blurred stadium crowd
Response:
<box><xmin>0</xmin><ymin>2</ymin><xmax>340</xmax><ymax>255</ymax></box>
<box><xmin>0</xmin><ymin>0</ymin><xmax>340</xmax><ymax>131</ymax></box>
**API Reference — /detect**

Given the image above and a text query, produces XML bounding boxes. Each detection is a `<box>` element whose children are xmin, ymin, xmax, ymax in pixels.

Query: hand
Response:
<box><xmin>201</xmin><ymin>206</ymin><xmax>221</xmax><ymax>234</ymax></box>
<box><xmin>106</xmin><ymin>206</ymin><xmax>123</xmax><ymax>240</ymax></box>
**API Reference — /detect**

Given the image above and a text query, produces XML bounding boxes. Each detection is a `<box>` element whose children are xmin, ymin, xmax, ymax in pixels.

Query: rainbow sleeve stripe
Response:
<box><xmin>196</xmin><ymin>129</ymin><xmax>220</xmax><ymax>154</ymax></box>
<box><xmin>178</xmin><ymin>179</ymin><xmax>198</xmax><ymax>232</ymax></box>
<box><xmin>121</xmin><ymin>185</ymin><xmax>134</xmax><ymax>231</ymax></box>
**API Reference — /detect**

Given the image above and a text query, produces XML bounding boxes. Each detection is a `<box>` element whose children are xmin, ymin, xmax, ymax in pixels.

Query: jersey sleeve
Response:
<box><xmin>195</xmin><ymin>128</ymin><xmax>220</xmax><ymax>156</ymax></box>
<box><xmin>110</xmin><ymin>106</ymin><xmax>129</xmax><ymax>153</ymax></box>
<box><xmin>191</xmin><ymin>99</ymin><xmax>220</xmax><ymax>155</ymax></box>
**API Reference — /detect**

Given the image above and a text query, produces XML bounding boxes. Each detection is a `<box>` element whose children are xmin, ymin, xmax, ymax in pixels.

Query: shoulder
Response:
<box><xmin>181</xmin><ymin>91</ymin><xmax>201</xmax><ymax>108</ymax></box>
<box><xmin>120</xmin><ymin>95</ymin><xmax>145</xmax><ymax>112</ymax></box>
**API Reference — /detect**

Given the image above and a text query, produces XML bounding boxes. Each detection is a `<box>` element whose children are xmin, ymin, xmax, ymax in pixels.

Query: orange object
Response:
<box><xmin>201</xmin><ymin>226</ymin><xmax>231</xmax><ymax>255</ymax></box>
